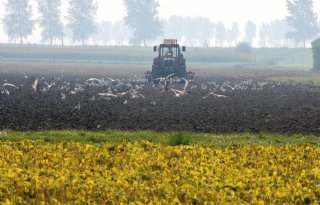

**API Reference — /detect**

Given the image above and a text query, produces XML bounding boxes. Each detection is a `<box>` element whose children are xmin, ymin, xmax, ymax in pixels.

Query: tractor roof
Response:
<box><xmin>163</xmin><ymin>39</ymin><xmax>177</xmax><ymax>45</ymax></box>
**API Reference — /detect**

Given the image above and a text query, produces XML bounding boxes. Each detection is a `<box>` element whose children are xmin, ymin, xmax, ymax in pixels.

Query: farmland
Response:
<box><xmin>0</xmin><ymin>140</ymin><xmax>319</xmax><ymax>204</ymax></box>
<box><xmin>1</xmin><ymin>61</ymin><xmax>320</xmax><ymax>134</ymax></box>
<box><xmin>0</xmin><ymin>44</ymin><xmax>313</xmax><ymax>67</ymax></box>
<box><xmin>0</xmin><ymin>45</ymin><xmax>320</xmax><ymax>204</ymax></box>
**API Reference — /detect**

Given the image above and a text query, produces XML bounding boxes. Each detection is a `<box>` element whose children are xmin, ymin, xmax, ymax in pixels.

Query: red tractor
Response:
<box><xmin>145</xmin><ymin>39</ymin><xmax>194</xmax><ymax>83</ymax></box>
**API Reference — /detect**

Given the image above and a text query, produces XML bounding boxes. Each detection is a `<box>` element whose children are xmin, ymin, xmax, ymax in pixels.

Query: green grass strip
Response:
<box><xmin>0</xmin><ymin>130</ymin><xmax>319</xmax><ymax>147</ymax></box>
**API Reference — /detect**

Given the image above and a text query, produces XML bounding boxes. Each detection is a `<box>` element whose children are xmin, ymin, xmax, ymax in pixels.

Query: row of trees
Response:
<box><xmin>3</xmin><ymin>0</ymin><xmax>97</xmax><ymax>45</ymax></box>
<box><xmin>92</xmin><ymin>17</ymin><xmax>313</xmax><ymax>48</ymax></box>
<box><xmin>2</xmin><ymin>0</ymin><xmax>320</xmax><ymax>47</ymax></box>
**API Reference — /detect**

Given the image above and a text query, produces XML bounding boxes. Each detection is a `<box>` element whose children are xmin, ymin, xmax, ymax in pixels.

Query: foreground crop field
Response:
<box><xmin>0</xmin><ymin>141</ymin><xmax>319</xmax><ymax>204</ymax></box>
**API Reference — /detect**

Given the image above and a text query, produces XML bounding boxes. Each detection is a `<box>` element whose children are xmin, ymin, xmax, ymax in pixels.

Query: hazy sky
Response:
<box><xmin>99</xmin><ymin>0</ymin><xmax>320</xmax><ymax>25</ymax></box>
<box><xmin>0</xmin><ymin>0</ymin><xmax>320</xmax><ymax>42</ymax></box>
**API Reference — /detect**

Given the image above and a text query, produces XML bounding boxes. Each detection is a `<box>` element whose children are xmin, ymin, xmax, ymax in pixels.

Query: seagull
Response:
<box><xmin>44</xmin><ymin>81</ymin><xmax>55</xmax><ymax>89</ymax></box>
<box><xmin>19</xmin><ymin>73</ymin><xmax>29</xmax><ymax>79</ymax></box>
<box><xmin>116</xmin><ymin>91</ymin><xmax>130</xmax><ymax>97</ymax></box>
<box><xmin>73</xmin><ymin>102</ymin><xmax>81</xmax><ymax>111</ymax></box>
<box><xmin>84</xmin><ymin>78</ymin><xmax>105</xmax><ymax>87</ymax></box>
<box><xmin>190</xmin><ymin>84</ymin><xmax>197</xmax><ymax>90</ymax></box>
<box><xmin>96</xmin><ymin>90</ymin><xmax>130</xmax><ymax>98</ymax></box>
<box><xmin>32</xmin><ymin>78</ymin><xmax>40</xmax><ymax>92</ymax></box>
<box><xmin>203</xmin><ymin>91</ymin><xmax>228</xmax><ymax>99</ymax></box>
<box><xmin>2</xmin><ymin>83</ymin><xmax>19</xmax><ymax>89</ymax></box>
<box><xmin>61</xmin><ymin>93</ymin><xmax>66</xmax><ymax>100</ymax></box>
<box><xmin>106</xmin><ymin>77</ymin><xmax>117</xmax><ymax>82</ymax></box>
<box><xmin>227</xmin><ymin>84</ymin><xmax>240</xmax><ymax>91</ymax></box>
<box><xmin>170</xmin><ymin>78</ymin><xmax>191</xmax><ymax>97</ymax></box>
<box><xmin>182</xmin><ymin>78</ymin><xmax>190</xmax><ymax>91</ymax></box>
<box><xmin>158</xmin><ymin>73</ymin><xmax>175</xmax><ymax>93</ymax></box>
<box><xmin>134</xmin><ymin>75</ymin><xmax>144</xmax><ymax>82</ymax></box>
<box><xmin>171</xmin><ymin>88</ymin><xmax>185</xmax><ymax>97</ymax></box>
<box><xmin>257</xmin><ymin>82</ymin><xmax>268</xmax><ymax>89</ymax></box>
<box><xmin>1</xmin><ymin>89</ymin><xmax>10</xmax><ymax>95</ymax></box>
<box><xmin>130</xmin><ymin>90</ymin><xmax>145</xmax><ymax>99</ymax></box>
<box><xmin>201</xmin><ymin>84</ymin><xmax>207</xmax><ymax>90</ymax></box>
<box><xmin>97</xmin><ymin>92</ymin><xmax>118</xmax><ymax>98</ymax></box>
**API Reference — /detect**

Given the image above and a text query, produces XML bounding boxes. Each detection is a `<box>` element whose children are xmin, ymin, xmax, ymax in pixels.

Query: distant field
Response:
<box><xmin>0</xmin><ymin>44</ymin><xmax>313</xmax><ymax>69</ymax></box>
<box><xmin>267</xmin><ymin>74</ymin><xmax>320</xmax><ymax>86</ymax></box>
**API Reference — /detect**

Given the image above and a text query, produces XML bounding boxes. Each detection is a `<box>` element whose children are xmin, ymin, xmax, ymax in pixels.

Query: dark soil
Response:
<box><xmin>1</xmin><ymin>63</ymin><xmax>320</xmax><ymax>135</ymax></box>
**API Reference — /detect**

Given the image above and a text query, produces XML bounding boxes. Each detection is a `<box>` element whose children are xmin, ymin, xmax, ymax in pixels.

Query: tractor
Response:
<box><xmin>145</xmin><ymin>39</ymin><xmax>194</xmax><ymax>83</ymax></box>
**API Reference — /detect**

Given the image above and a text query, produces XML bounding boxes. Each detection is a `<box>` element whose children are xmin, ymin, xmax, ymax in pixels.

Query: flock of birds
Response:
<box><xmin>1</xmin><ymin>73</ymin><xmax>280</xmax><ymax>110</ymax></box>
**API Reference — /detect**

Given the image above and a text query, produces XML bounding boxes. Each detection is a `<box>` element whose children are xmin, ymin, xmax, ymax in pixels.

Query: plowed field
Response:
<box><xmin>1</xmin><ymin>62</ymin><xmax>320</xmax><ymax>134</ymax></box>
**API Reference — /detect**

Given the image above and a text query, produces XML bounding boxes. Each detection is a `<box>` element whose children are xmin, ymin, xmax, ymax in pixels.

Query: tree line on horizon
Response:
<box><xmin>2</xmin><ymin>0</ymin><xmax>320</xmax><ymax>48</ymax></box>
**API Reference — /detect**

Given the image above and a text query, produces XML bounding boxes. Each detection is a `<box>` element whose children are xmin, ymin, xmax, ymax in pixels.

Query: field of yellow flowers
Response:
<box><xmin>0</xmin><ymin>140</ymin><xmax>319</xmax><ymax>204</ymax></box>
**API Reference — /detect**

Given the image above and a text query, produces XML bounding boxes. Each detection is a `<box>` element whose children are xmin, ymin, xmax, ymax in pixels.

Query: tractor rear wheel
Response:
<box><xmin>152</xmin><ymin>65</ymin><xmax>160</xmax><ymax>84</ymax></box>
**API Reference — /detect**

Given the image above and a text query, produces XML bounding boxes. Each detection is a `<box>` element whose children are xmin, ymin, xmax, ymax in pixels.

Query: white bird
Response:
<box><xmin>182</xmin><ymin>78</ymin><xmax>190</xmax><ymax>91</ymax></box>
<box><xmin>158</xmin><ymin>73</ymin><xmax>175</xmax><ymax>93</ymax></box>
<box><xmin>170</xmin><ymin>78</ymin><xmax>191</xmax><ymax>97</ymax></box>
<box><xmin>203</xmin><ymin>91</ymin><xmax>228</xmax><ymax>99</ymax></box>
<box><xmin>106</xmin><ymin>77</ymin><xmax>118</xmax><ymax>82</ymax></box>
<box><xmin>258</xmin><ymin>82</ymin><xmax>268</xmax><ymax>89</ymax></box>
<box><xmin>116</xmin><ymin>91</ymin><xmax>130</xmax><ymax>97</ymax></box>
<box><xmin>130</xmin><ymin>91</ymin><xmax>145</xmax><ymax>99</ymax></box>
<box><xmin>1</xmin><ymin>89</ymin><xmax>10</xmax><ymax>95</ymax></box>
<box><xmin>97</xmin><ymin>92</ymin><xmax>118</xmax><ymax>98</ymax></box>
<box><xmin>32</xmin><ymin>78</ymin><xmax>40</xmax><ymax>92</ymax></box>
<box><xmin>84</xmin><ymin>78</ymin><xmax>105</xmax><ymax>87</ymax></box>
<box><xmin>61</xmin><ymin>93</ymin><xmax>66</xmax><ymax>100</ymax></box>
<box><xmin>190</xmin><ymin>84</ymin><xmax>197</xmax><ymax>90</ymax></box>
<box><xmin>227</xmin><ymin>84</ymin><xmax>240</xmax><ymax>91</ymax></box>
<box><xmin>126</xmin><ymin>82</ymin><xmax>133</xmax><ymax>89</ymax></box>
<box><xmin>209</xmin><ymin>81</ymin><xmax>217</xmax><ymax>86</ymax></box>
<box><xmin>73</xmin><ymin>102</ymin><xmax>81</xmax><ymax>111</ymax></box>
<box><xmin>44</xmin><ymin>81</ymin><xmax>55</xmax><ymax>89</ymax></box>
<box><xmin>19</xmin><ymin>73</ymin><xmax>29</xmax><ymax>79</ymax></box>
<box><xmin>135</xmin><ymin>84</ymin><xmax>143</xmax><ymax>90</ymax></box>
<box><xmin>171</xmin><ymin>88</ymin><xmax>185</xmax><ymax>97</ymax></box>
<box><xmin>2</xmin><ymin>83</ymin><xmax>19</xmax><ymax>89</ymax></box>
<box><xmin>201</xmin><ymin>84</ymin><xmax>207</xmax><ymax>90</ymax></box>
<box><xmin>134</xmin><ymin>75</ymin><xmax>144</xmax><ymax>82</ymax></box>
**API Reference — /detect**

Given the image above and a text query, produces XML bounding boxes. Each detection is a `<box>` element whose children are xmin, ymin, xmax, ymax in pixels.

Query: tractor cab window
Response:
<box><xmin>161</xmin><ymin>46</ymin><xmax>178</xmax><ymax>58</ymax></box>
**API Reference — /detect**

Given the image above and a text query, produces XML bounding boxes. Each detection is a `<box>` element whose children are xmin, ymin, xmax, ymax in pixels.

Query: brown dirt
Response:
<box><xmin>1</xmin><ymin>62</ymin><xmax>320</xmax><ymax>135</ymax></box>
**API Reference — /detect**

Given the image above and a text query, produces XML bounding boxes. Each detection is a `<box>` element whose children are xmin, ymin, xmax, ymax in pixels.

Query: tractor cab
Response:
<box><xmin>145</xmin><ymin>39</ymin><xmax>193</xmax><ymax>83</ymax></box>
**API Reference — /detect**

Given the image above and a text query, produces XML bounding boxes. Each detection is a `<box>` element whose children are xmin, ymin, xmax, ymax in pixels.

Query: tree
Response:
<box><xmin>215</xmin><ymin>21</ymin><xmax>226</xmax><ymax>47</ymax></box>
<box><xmin>312</xmin><ymin>38</ymin><xmax>320</xmax><ymax>70</ymax></box>
<box><xmin>123</xmin><ymin>0</ymin><xmax>162</xmax><ymax>46</ymax></box>
<box><xmin>67</xmin><ymin>0</ymin><xmax>97</xmax><ymax>45</ymax></box>
<box><xmin>112</xmin><ymin>20</ymin><xmax>133</xmax><ymax>46</ymax></box>
<box><xmin>227</xmin><ymin>22</ymin><xmax>240</xmax><ymax>47</ymax></box>
<box><xmin>177</xmin><ymin>17</ymin><xmax>213</xmax><ymax>47</ymax></box>
<box><xmin>192</xmin><ymin>17</ymin><xmax>213</xmax><ymax>47</ymax></box>
<box><xmin>244</xmin><ymin>21</ymin><xmax>256</xmax><ymax>45</ymax></box>
<box><xmin>286</xmin><ymin>0</ymin><xmax>319</xmax><ymax>47</ymax></box>
<box><xmin>235</xmin><ymin>41</ymin><xmax>252</xmax><ymax>53</ymax></box>
<box><xmin>93</xmin><ymin>21</ymin><xmax>113</xmax><ymax>45</ymax></box>
<box><xmin>268</xmin><ymin>20</ymin><xmax>289</xmax><ymax>47</ymax></box>
<box><xmin>184</xmin><ymin>17</ymin><xmax>200</xmax><ymax>46</ymax></box>
<box><xmin>259</xmin><ymin>23</ymin><xmax>269</xmax><ymax>47</ymax></box>
<box><xmin>163</xmin><ymin>16</ymin><xmax>185</xmax><ymax>40</ymax></box>
<box><xmin>38</xmin><ymin>0</ymin><xmax>64</xmax><ymax>45</ymax></box>
<box><xmin>3</xmin><ymin>0</ymin><xmax>34</xmax><ymax>44</ymax></box>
